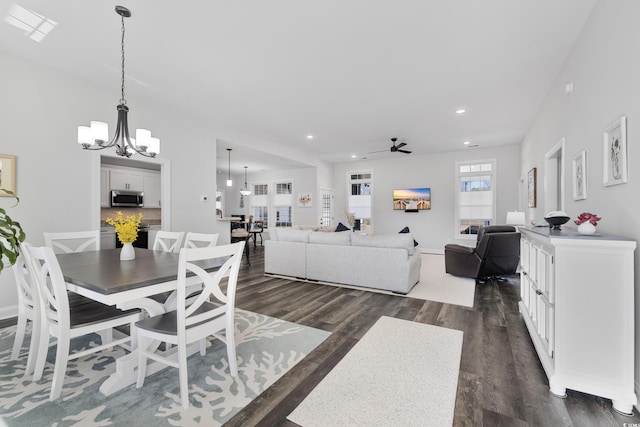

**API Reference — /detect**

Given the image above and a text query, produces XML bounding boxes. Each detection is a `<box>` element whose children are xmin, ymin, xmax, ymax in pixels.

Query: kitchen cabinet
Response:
<box><xmin>519</xmin><ymin>227</ymin><xmax>636</xmax><ymax>415</ymax></box>
<box><xmin>110</xmin><ymin>169</ymin><xmax>144</xmax><ymax>191</ymax></box>
<box><xmin>143</xmin><ymin>172</ymin><xmax>161</xmax><ymax>208</ymax></box>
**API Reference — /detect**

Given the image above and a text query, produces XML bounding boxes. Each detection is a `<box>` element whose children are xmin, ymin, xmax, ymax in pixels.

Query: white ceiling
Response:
<box><xmin>0</xmin><ymin>1</ymin><xmax>598</xmax><ymax>173</ymax></box>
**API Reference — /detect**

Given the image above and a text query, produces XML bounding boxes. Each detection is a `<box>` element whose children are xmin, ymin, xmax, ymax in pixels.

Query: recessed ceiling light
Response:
<box><xmin>351</xmin><ymin>154</ymin><xmax>357</xmax><ymax>158</ymax></box>
<box><xmin>455</xmin><ymin>109</ymin><xmax>466</xmax><ymax>115</ymax></box>
<box><xmin>306</xmin><ymin>135</ymin><xmax>314</xmax><ymax>139</ymax></box>
<box><xmin>463</xmin><ymin>141</ymin><xmax>470</xmax><ymax>145</ymax></box>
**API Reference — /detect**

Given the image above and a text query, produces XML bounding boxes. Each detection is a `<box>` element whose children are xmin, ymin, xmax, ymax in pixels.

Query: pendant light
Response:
<box><xmin>226</xmin><ymin>149</ymin><xmax>233</xmax><ymax>186</ymax></box>
<box><xmin>77</xmin><ymin>6</ymin><xmax>160</xmax><ymax>158</ymax></box>
<box><xmin>240</xmin><ymin>166</ymin><xmax>252</xmax><ymax>196</ymax></box>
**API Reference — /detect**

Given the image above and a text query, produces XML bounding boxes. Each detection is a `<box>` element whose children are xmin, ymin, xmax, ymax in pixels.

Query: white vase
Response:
<box><xmin>120</xmin><ymin>242</ymin><xmax>135</xmax><ymax>260</ymax></box>
<box><xmin>577</xmin><ymin>221</ymin><xmax>596</xmax><ymax>235</ymax></box>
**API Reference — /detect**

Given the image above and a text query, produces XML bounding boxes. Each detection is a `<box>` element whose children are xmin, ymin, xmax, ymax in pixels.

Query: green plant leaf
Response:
<box><xmin>0</xmin><ymin>188</ymin><xmax>26</xmax><ymax>273</ymax></box>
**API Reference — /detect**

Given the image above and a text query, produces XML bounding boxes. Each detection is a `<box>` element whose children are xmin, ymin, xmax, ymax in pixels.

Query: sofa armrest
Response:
<box><xmin>444</xmin><ymin>244</ymin><xmax>481</xmax><ymax>278</ymax></box>
<box><xmin>444</xmin><ymin>244</ymin><xmax>475</xmax><ymax>255</ymax></box>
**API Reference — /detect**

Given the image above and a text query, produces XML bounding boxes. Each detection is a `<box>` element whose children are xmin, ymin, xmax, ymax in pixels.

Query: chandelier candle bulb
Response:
<box><xmin>91</xmin><ymin>121</ymin><xmax>109</xmax><ymax>143</ymax></box>
<box><xmin>148</xmin><ymin>137</ymin><xmax>160</xmax><ymax>155</ymax></box>
<box><xmin>77</xmin><ymin>126</ymin><xmax>92</xmax><ymax>146</ymax></box>
<box><xmin>135</xmin><ymin>129</ymin><xmax>151</xmax><ymax>149</ymax></box>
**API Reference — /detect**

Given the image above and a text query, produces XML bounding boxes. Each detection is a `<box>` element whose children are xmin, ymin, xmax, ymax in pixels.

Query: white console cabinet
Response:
<box><xmin>519</xmin><ymin>227</ymin><xmax>636</xmax><ymax>415</ymax></box>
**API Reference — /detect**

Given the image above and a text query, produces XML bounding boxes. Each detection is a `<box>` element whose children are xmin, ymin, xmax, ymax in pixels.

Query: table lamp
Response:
<box><xmin>506</xmin><ymin>211</ymin><xmax>526</xmax><ymax>226</ymax></box>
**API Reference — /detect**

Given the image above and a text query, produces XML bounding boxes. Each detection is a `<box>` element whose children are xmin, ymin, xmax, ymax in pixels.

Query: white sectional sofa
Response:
<box><xmin>265</xmin><ymin>228</ymin><xmax>421</xmax><ymax>294</ymax></box>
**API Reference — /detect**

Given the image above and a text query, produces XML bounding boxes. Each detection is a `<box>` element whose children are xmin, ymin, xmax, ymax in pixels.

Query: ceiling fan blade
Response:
<box><xmin>398</xmin><ymin>149</ymin><xmax>412</xmax><ymax>154</ymax></box>
<box><xmin>368</xmin><ymin>149</ymin><xmax>389</xmax><ymax>154</ymax></box>
<box><xmin>396</xmin><ymin>142</ymin><xmax>407</xmax><ymax>149</ymax></box>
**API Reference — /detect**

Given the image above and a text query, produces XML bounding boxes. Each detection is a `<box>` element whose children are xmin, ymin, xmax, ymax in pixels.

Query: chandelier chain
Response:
<box><xmin>120</xmin><ymin>14</ymin><xmax>126</xmax><ymax>105</ymax></box>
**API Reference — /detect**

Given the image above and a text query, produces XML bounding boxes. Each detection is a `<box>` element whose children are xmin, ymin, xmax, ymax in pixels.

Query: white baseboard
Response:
<box><xmin>0</xmin><ymin>305</ymin><xmax>18</xmax><ymax>321</ymax></box>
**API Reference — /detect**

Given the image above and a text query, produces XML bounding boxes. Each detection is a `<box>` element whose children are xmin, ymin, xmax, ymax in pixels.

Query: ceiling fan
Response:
<box><xmin>369</xmin><ymin>138</ymin><xmax>412</xmax><ymax>154</ymax></box>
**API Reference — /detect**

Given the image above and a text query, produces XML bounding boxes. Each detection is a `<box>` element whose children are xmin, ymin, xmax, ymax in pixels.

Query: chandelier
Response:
<box><xmin>77</xmin><ymin>6</ymin><xmax>159</xmax><ymax>158</ymax></box>
<box><xmin>240</xmin><ymin>166</ymin><xmax>252</xmax><ymax>196</ymax></box>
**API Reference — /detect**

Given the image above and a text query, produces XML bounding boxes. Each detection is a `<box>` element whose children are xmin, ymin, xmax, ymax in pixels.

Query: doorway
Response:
<box><xmin>319</xmin><ymin>187</ymin><xmax>334</xmax><ymax>228</ymax></box>
<box><xmin>544</xmin><ymin>138</ymin><xmax>565</xmax><ymax>213</ymax></box>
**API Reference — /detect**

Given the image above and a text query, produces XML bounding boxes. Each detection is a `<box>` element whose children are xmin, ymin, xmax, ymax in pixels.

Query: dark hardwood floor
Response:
<box><xmin>2</xmin><ymin>245</ymin><xmax>638</xmax><ymax>426</ymax></box>
<box><xmin>226</xmin><ymin>246</ymin><xmax>640</xmax><ymax>426</ymax></box>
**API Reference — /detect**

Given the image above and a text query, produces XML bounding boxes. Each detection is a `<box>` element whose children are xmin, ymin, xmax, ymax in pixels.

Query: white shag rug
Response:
<box><xmin>288</xmin><ymin>316</ymin><xmax>463</xmax><ymax>427</ymax></box>
<box><xmin>407</xmin><ymin>254</ymin><xmax>475</xmax><ymax>307</ymax></box>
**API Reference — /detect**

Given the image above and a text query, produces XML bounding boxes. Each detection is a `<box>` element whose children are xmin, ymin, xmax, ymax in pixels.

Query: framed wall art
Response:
<box><xmin>0</xmin><ymin>154</ymin><xmax>16</xmax><ymax>196</ymax></box>
<box><xmin>393</xmin><ymin>187</ymin><xmax>431</xmax><ymax>211</ymax></box>
<box><xmin>603</xmin><ymin>115</ymin><xmax>627</xmax><ymax>186</ymax></box>
<box><xmin>297</xmin><ymin>193</ymin><xmax>312</xmax><ymax>207</ymax></box>
<box><xmin>527</xmin><ymin>167</ymin><xmax>537</xmax><ymax>208</ymax></box>
<box><xmin>572</xmin><ymin>150</ymin><xmax>587</xmax><ymax>201</ymax></box>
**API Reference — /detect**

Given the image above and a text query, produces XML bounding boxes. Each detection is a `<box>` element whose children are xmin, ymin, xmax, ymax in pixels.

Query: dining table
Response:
<box><xmin>56</xmin><ymin>247</ymin><xmax>224</xmax><ymax>396</ymax></box>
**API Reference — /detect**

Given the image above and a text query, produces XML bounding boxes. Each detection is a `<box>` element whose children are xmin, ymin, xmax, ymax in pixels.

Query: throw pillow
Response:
<box><xmin>335</xmin><ymin>222</ymin><xmax>350</xmax><ymax>232</ymax></box>
<box><xmin>399</xmin><ymin>226</ymin><xmax>419</xmax><ymax>247</ymax></box>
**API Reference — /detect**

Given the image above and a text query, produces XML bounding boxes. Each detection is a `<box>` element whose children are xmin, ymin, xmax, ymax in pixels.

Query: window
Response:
<box><xmin>253</xmin><ymin>184</ymin><xmax>268</xmax><ymax>196</ymax></box>
<box><xmin>249</xmin><ymin>180</ymin><xmax>293</xmax><ymax>228</ymax></box>
<box><xmin>276</xmin><ymin>183</ymin><xmax>292</xmax><ymax>195</ymax></box>
<box><xmin>455</xmin><ymin>161</ymin><xmax>495</xmax><ymax>237</ymax></box>
<box><xmin>274</xmin><ymin>206</ymin><xmax>292</xmax><ymax>227</ymax></box>
<box><xmin>251</xmin><ymin>184</ymin><xmax>268</xmax><ymax>225</ymax></box>
<box><xmin>347</xmin><ymin>171</ymin><xmax>372</xmax><ymax>231</ymax></box>
<box><xmin>251</xmin><ymin>206</ymin><xmax>268</xmax><ymax>224</ymax></box>
<box><xmin>273</xmin><ymin>181</ymin><xmax>293</xmax><ymax>227</ymax></box>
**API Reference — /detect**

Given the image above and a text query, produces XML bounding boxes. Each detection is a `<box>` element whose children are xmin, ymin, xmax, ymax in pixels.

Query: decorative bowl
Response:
<box><xmin>544</xmin><ymin>215</ymin><xmax>570</xmax><ymax>230</ymax></box>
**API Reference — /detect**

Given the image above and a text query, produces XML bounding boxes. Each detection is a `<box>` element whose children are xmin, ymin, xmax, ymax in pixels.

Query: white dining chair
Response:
<box><xmin>135</xmin><ymin>241</ymin><xmax>245</xmax><ymax>410</ymax></box>
<box><xmin>10</xmin><ymin>248</ymin><xmax>40</xmax><ymax>377</ymax></box>
<box><xmin>25</xmin><ymin>244</ymin><xmax>141</xmax><ymax>401</ymax></box>
<box><xmin>183</xmin><ymin>232</ymin><xmax>219</xmax><ymax>248</ymax></box>
<box><xmin>152</xmin><ymin>231</ymin><xmax>185</xmax><ymax>253</ymax></box>
<box><xmin>43</xmin><ymin>230</ymin><xmax>100</xmax><ymax>254</ymax></box>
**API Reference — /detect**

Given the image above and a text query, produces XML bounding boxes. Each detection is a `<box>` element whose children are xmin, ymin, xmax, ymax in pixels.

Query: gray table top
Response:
<box><xmin>56</xmin><ymin>248</ymin><xmax>223</xmax><ymax>295</ymax></box>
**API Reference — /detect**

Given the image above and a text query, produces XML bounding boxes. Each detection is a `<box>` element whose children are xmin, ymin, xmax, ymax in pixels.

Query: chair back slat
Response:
<box><xmin>13</xmin><ymin>249</ymin><xmax>38</xmax><ymax>312</ymax></box>
<box><xmin>153</xmin><ymin>231</ymin><xmax>185</xmax><ymax>253</ymax></box>
<box><xmin>183</xmin><ymin>232</ymin><xmax>219</xmax><ymax>249</ymax></box>
<box><xmin>177</xmin><ymin>242</ymin><xmax>244</xmax><ymax>329</ymax></box>
<box><xmin>44</xmin><ymin>231</ymin><xmax>100</xmax><ymax>254</ymax></box>
<box><xmin>24</xmin><ymin>245</ymin><xmax>69</xmax><ymax>329</ymax></box>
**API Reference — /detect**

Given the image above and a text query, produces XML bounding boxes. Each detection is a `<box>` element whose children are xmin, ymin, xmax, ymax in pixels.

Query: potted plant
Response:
<box><xmin>0</xmin><ymin>189</ymin><xmax>26</xmax><ymax>272</ymax></box>
<box><xmin>106</xmin><ymin>211</ymin><xmax>143</xmax><ymax>260</ymax></box>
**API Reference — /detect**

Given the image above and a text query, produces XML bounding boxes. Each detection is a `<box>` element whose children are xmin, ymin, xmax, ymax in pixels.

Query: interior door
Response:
<box><xmin>319</xmin><ymin>187</ymin><xmax>334</xmax><ymax>228</ymax></box>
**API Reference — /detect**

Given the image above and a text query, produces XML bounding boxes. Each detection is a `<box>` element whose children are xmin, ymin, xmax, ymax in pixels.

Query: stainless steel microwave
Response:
<box><xmin>110</xmin><ymin>190</ymin><xmax>144</xmax><ymax>207</ymax></box>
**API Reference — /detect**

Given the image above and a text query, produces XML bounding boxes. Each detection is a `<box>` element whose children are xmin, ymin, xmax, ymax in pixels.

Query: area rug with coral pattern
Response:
<box><xmin>0</xmin><ymin>309</ymin><xmax>330</xmax><ymax>426</ymax></box>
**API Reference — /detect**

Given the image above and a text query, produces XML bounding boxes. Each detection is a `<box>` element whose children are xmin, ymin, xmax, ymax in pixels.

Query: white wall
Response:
<box><xmin>332</xmin><ymin>144</ymin><xmax>521</xmax><ymax>252</ymax></box>
<box><xmin>520</xmin><ymin>0</ymin><xmax>640</xmax><ymax>397</ymax></box>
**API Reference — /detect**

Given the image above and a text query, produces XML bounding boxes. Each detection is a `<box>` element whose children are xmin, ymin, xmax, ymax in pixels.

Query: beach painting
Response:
<box><xmin>393</xmin><ymin>187</ymin><xmax>431</xmax><ymax>210</ymax></box>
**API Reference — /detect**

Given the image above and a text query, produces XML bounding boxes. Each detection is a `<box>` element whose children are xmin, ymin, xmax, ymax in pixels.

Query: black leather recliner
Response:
<box><xmin>444</xmin><ymin>225</ymin><xmax>520</xmax><ymax>280</ymax></box>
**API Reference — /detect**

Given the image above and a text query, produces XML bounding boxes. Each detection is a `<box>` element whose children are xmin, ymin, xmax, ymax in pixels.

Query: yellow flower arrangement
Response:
<box><xmin>106</xmin><ymin>211</ymin><xmax>143</xmax><ymax>244</ymax></box>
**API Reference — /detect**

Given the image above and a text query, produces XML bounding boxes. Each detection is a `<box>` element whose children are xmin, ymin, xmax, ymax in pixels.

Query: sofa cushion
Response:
<box><xmin>293</xmin><ymin>225</ymin><xmax>321</xmax><ymax>231</ymax></box>
<box><xmin>351</xmin><ymin>233</ymin><xmax>415</xmax><ymax>256</ymax></box>
<box><xmin>276</xmin><ymin>228</ymin><xmax>311</xmax><ymax>242</ymax></box>
<box><xmin>335</xmin><ymin>222</ymin><xmax>350</xmax><ymax>232</ymax></box>
<box><xmin>309</xmin><ymin>230</ymin><xmax>352</xmax><ymax>245</ymax></box>
<box><xmin>399</xmin><ymin>226</ymin><xmax>419</xmax><ymax>247</ymax></box>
